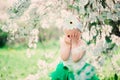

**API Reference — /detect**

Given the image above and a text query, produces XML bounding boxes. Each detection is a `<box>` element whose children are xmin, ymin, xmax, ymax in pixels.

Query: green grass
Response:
<box><xmin>0</xmin><ymin>49</ymin><xmax>37</xmax><ymax>80</ymax></box>
<box><xmin>0</xmin><ymin>40</ymin><xmax>60</xmax><ymax>80</ymax></box>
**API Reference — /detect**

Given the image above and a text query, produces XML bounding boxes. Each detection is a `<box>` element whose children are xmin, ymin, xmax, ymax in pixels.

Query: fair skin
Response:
<box><xmin>60</xmin><ymin>28</ymin><xmax>86</xmax><ymax>62</ymax></box>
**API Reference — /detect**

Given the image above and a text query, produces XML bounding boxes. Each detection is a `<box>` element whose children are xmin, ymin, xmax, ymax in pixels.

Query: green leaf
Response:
<box><xmin>105</xmin><ymin>36</ymin><xmax>112</xmax><ymax>43</ymax></box>
<box><xmin>101</xmin><ymin>11</ymin><xmax>107</xmax><ymax>19</ymax></box>
<box><xmin>101</xmin><ymin>0</ymin><xmax>107</xmax><ymax>8</ymax></box>
<box><xmin>104</xmin><ymin>19</ymin><xmax>111</xmax><ymax>25</ymax></box>
<box><xmin>13</xmin><ymin>8</ymin><xmax>19</xmax><ymax>13</ymax></box>
<box><xmin>96</xmin><ymin>18</ymin><xmax>102</xmax><ymax>25</ymax></box>
<box><xmin>114</xmin><ymin>73</ymin><xmax>118</xmax><ymax>80</ymax></box>
<box><xmin>84</xmin><ymin>1</ymin><xmax>90</xmax><ymax>11</ymax></box>
<box><xmin>89</xmin><ymin>22</ymin><xmax>97</xmax><ymax>27</ymax></box>
<box><xmin>68</xmin><ymin>5</ymin><xmax>74</xmax><ymax>9</ymax></box>
<box><xmin>90</xmin><ymin>3</ymin><xmax>93</xmax><ymax>10</ymax></box>
<box><xmin>76</xmin><ymin>6</ymin><xmax>80</xmax><ymax>12</ymax></box>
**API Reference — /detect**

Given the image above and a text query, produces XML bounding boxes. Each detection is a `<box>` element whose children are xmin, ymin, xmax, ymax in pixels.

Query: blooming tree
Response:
<box><xmin>0</xmin><ymin>0</ymin><xmax>120</xmax><ymax>79</ymax></box>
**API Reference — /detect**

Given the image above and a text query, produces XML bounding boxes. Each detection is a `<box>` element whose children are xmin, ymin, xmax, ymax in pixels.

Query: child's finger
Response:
<box><xmin>73</xmin><ymin>32</ymin><xmax>75</xmax><ymax>37</ymax></box>
<box><xmin>74</xmin><ymin>32</ymin><xmax>77</xmax><ymax>38</ymax></box>
<box><xmin>76</xmin><ymin>32</ymin><xmax>79</xmax><ymax>39</ymax></box>
<box><xmin>70</xmin><ymin>30</ymin><xmax>74</xmax><ymax>38</ymax></box>
<box><xmin>73</xmin><ymin>32</ymin><xmax>76</xmax><ymax>40</ymax></box>
<box><xmin>70</xmin><ymin>33</ymin><xmax>73</xmax><ymax>40</ymax></box>
<box><xmin>65</xmin><ymin>35</ymin><xmax>71</xmax><ymax>44</ymax></box>
<box><xmin>73</xmin><ymin>30</ymin><xmax>76</xmax><ymax>37</ymax></box>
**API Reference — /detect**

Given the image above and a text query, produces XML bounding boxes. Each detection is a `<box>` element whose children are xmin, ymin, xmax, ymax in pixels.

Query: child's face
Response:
<box><xmin>64</xmin><ymin>28</ymin><xmax>81</xmax><ymax>41</ymax></box>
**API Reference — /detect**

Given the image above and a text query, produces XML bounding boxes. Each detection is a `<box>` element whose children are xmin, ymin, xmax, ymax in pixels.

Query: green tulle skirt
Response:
<box><xmin>50</xmin><ymin>62</ymin><xmax>74</xmax><ymax>80</ymax></box>
<box><xmin>50</xmin><ymin>62</ymin><xmax>99</xmax><ymax>80</ymax></box>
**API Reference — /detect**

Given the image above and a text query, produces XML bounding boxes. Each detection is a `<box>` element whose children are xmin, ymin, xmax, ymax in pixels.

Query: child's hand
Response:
<box><xmin>60</xmin><ymin>36</ymin><xmax>71</xmax><ymax>49</ymax></box>
<box><xmin>60</xmin><ymin>36</ymin><xmax>71</xmax><ymax>61</ymax></box>
<box><xmin>64</xmin><ymin>35</ymin><xmax>72</xmax><ymax>45</ymax></box>
<box><xmin>72</xmin><ymin>29</ymin><xmax>79</xmax><ymax>42</ymax></box>
<box><xmin>64</xmin><ymin>29</ymin><xmax>81</xmax><ymax>49</ymax></box>
<box><xmin>71</xmin><ymin>29</ymin><xmax>80</xmax><ymax>48</ymax></box>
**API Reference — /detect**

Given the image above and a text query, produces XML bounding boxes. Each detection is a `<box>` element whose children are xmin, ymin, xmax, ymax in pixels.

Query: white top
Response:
<box><xmin>63</xmin><ymin>43</ymin><xmax>88</xmax><ymax>72</ymax></box>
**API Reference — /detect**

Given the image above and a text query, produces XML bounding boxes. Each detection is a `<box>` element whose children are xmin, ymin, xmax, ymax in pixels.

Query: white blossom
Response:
<box><xmin>8</xmin><ymin>22</ymin><xmax>19</xmax><ymax>34</ymax></box>
<box><xmin>90</xmin><ymin>26</ymin><xmax>97</xmax><ymax>37</ymax></box>
<box><xmin>28</xmin><ymin>29</ymin><xmax>39</xmax><ymax>48</ymax></box>
<box><xmin>1</xmin><ymin>25</ymin><xmax>9</xmax><ymax>32</ymax></box>
<box><xmin>111</xmin><ymin>34</ymin><xmax>120</xmax><ymax>46</ymax></box>
<box><xmin>41</xmin><ymin>19</ymin><xmax>50</xmax><ymax>28</ymax></box>
<box><xmin>82</xmin><ymin>30</ymin><xmax>93</xmax><ymax>41</ymax></box>
<box><xmin>55</xmin><ymin>18</ymin><xmax>63</xmax><ymax>29</ymax></box>
<box><xmin>101</xmin><ymin>25</ymin><xmax>112</xmax><ymax>37</ymax></box>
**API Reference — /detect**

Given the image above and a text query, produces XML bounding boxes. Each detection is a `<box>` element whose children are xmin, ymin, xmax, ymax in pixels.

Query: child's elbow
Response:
<box><xmin>72</xmin><ymin>51</ymin><xmax>86</xmax><ymax>62</ymax></box>
<box><xmin>72</xmin><ymin>55</ymin><xmax>80</xmax><ymax>62</ymax></box>
<box><xmin>72</xmin><ymin>53</ymin><xmax>82</xmax><ymax>62</ymax></box>
<box><xmin>61</xmin><ymin>54</ymin><xmax>69</xmax><ymax>61</ymax></box>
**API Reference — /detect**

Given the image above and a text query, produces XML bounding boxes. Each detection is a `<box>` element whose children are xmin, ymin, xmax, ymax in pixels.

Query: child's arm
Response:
<box><xmin>71</xmin><ymin>41</ymin><xmax>86</xmax><ymax>62</ymax></box>
<box><xmin>72</xmin><ymin>50</ymin><xmax>86</xmax><ymax>62</ymax></box>
<box><xmin>60</xmin><ymin>36</ymin><xmax>71</xmax><ymax>61</ymax></box>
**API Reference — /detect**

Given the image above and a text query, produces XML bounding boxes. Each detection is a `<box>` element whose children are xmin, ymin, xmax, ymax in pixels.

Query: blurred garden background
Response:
<box><xmin>0</xmin><ymin>0</ymin><xmax>120</xmax><ymax>80</ymax></box>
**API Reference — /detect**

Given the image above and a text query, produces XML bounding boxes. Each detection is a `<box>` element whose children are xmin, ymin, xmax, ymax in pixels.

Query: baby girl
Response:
<box><xmin>50</xmin><ymin>14</ymin><xmax>99</xmax><ymax>80</ymax></box>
